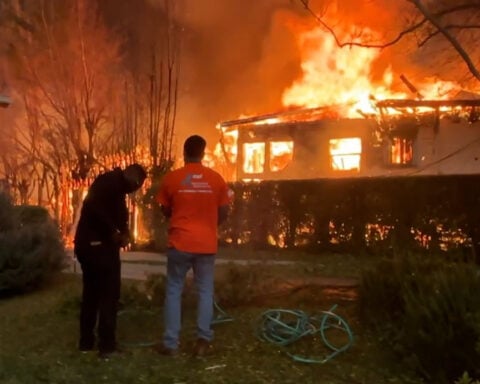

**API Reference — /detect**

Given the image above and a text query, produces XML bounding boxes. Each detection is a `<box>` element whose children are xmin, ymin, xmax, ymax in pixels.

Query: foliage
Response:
<box><xmin>138</xmin><ymin>162</ymin><xmax>174</xmax><ymax>252</ymax></box>
<box><xmin>0</xmin><ymin>194</ymin><xmax>66</xmax><ymax>296</ymax></box>
<box><xmin>456</xmin><ymin>372</ymin><xmax>480</xmax><ymax>384</ymax></box>
<box><xmin>15</xmin><ymin>205</ymin><xmax>51</xmax><ymax>224</ymax></box>
<box><xmin>358</xmin><ymin>252</ymin><xmax>480</xmax><ymax>383</ymax></box>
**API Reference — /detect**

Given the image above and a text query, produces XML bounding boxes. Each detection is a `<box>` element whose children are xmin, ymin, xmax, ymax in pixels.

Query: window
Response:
<box><xmin>270</xmin><ymin>141</ymin><xmax>294</xmax><ymax>172</ymax></box>
<box><xmin>243</xmin><ymin>142</ymin><xmax>265</xmax><ymax>173</ymax></box>
<box><xmin>329</xmin><ymin>138</ymin><xmax>362</xmax><ymax>171</ymax></box>
<box><xmin>389</xmin><ymin>137</ymin><xmax>413</xmax><ymax>165</ymax></box>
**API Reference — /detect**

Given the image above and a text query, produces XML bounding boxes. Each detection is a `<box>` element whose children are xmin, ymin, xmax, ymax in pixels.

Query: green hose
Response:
<box><xmin>212</xmin><ymin>299</ymin><xmax>234</xmax><ymax>324</ymax></box>
<box><xmin>256</xmin><ymin>304</ymin><xmax>354</xmax><ymax>364</ymax></box>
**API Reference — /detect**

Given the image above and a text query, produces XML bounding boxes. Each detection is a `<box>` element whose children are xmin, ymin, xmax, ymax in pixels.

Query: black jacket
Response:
<box><xmin>74</xmin><ymin>168</ymin><xmax>130</xmax><ymax>249</ymax></box>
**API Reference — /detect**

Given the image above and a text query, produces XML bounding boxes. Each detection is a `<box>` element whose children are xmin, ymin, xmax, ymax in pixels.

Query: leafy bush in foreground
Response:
<box><xmin>359</xmin><ymin>252</ymin><xmax>480</xmax><ymax>383</ymax></box>
<box><xmin>0</xmin><ymin>195</ymin><xmax>66</xmax><ymax>296</ymax></box>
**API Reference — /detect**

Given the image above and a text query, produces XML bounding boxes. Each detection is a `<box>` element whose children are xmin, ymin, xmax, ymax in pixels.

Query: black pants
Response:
<box><xmin>76</xmin><ymin>243</ymin><xmax>121</xmax><ymax>353</ymax></box>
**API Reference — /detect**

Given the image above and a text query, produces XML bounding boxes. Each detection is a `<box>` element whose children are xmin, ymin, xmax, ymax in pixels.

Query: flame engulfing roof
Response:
<box><xmin>218</xmin><ymin>97</ymin><xmax>480</xmax><ymax>130</ymax></box>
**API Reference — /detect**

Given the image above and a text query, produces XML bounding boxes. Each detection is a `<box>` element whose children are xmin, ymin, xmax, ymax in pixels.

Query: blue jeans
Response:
<box><xmin>163</xmin><ymin>248</ymin><xmax>215</xmax><ymax>350</ymax></box>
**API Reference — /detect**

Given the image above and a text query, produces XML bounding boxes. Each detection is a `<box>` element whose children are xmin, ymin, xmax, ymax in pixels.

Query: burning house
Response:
<box><xmin>217</xmin><ymin>95</ymin><xmax>480</xmax><ymax>181</ymax></box>
<box><xmin>209</xmin><ymin>2</ymin><xmax>480</xmax><ymax>183</ymax></box>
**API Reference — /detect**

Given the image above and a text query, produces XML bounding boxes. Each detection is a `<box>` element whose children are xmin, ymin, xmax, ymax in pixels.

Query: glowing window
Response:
<box><xmin>243</xmin><ymin>142</ymin><xmax>265</xmax><ymax>173</ymax></box>
<box><xmin>270</xmin><ymin>141</ymin><xmax>294</xmax><ymax>172</ymax></box>
<box><xmin>329</xmin><ymin>138</ymin><xmax>361</xmax><ymax>171</ymax></box>
<box><xmin>390</xmin><ymin>137</ymin><xmax>413</xmax><ymax>165</ymax></box>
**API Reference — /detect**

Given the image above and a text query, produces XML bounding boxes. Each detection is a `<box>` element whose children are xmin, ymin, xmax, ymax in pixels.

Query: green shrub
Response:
<box><xmin>0</xmin><ymin>193</ymin><xmax>15</xmax><ymax>232</ymax></box>
<box><xmin>15</xmin><ymin>205</ymin><xmax>51</xmax><ymax>225</ymax></box>
<box><xmin>0</xmin><ymin>194</ymin><xmax>66</xmax><ymax>296</ymax></box>
<box><xmin>456</xmin><ymin>372</ymin><xmax>480</xmax><ymax>384</ymax></box>
<box><xmin>358</xmin><ymin>253</ymin><xmax>480</xmax><ymax>383</ymax></box>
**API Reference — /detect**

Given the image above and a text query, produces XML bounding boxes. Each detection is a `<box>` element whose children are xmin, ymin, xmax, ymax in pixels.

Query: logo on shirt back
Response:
<box><xmin>181</xmin><ymin>173</ymin><xmax>193</xmax><ymax>187</ymax></box>
<box><xmin>180</xmin><ymin>173</ymin><xmax>211</xmax><ymax>193</ymax></box>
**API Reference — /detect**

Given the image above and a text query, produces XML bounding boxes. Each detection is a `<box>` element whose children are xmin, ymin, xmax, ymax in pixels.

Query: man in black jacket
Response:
<box><xmin>74</xmin><ymin>163</ymin><xmax>147</xmax><ymax>359</ymax></box>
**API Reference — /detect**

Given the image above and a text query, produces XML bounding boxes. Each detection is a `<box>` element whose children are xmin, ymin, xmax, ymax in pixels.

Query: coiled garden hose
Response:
<box><xmin>256</xmin><ymin>304</ymin><xmax>354</xmax><ymax>364</ymax></box>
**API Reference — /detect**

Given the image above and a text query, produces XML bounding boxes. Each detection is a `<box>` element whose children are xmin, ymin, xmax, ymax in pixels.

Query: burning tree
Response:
<box><xmin>114</xmin><ymin>0</ymin><xmax>180</xmax><ymax>170</ymax></box>
<box><xmin>116</xmin><ymin>0</ymin><xmax>181</xmax><ymax>246</ymax></box>
<box><xmin>0</xmin><ymin>0</ymin><xmax>124</xmax><ymax>235</ymax></box>
<box><xmin>0</xmin><ymin>0</ymin><xmax>181</xmax><ymax>244</ymax></box>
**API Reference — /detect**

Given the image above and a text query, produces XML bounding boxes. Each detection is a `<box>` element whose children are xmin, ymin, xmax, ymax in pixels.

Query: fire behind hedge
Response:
<box><xmin>211</xmin><ymin>174</ymin><xmax>480</xmax><ymax>256</ymax></box>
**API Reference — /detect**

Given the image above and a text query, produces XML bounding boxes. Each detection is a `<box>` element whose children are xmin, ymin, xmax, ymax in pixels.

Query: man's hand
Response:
<box><xmin>113</xmin><ymin>229</ymin><xmax>131</xmax><ymax>248</ymax></box>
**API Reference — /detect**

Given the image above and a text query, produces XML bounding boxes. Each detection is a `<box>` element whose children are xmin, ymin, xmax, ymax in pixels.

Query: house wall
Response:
<box><xmin>234</xmin><ymin>116</ymin><xmax>480</xmax><ymax>180</ymax></box>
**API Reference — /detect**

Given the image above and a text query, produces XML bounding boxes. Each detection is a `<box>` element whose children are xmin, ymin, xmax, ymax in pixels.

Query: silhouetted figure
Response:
<box><xmin>74</xmin><ymin>163</ymin><xmax>146</xmax><ymax>359</ymax></box>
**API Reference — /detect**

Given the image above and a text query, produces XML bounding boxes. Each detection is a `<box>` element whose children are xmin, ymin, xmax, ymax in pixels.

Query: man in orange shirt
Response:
<box><xmin>155</xmin><ymin>135</ymin><xmax>230</xmax><ymax>357</ymax></box>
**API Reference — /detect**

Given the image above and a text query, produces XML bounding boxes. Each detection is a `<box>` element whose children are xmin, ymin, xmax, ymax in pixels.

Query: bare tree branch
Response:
<box><xmin>297</xmin><ymin>0</ymin><xmax>480</xmax><ymax>49</ymax></box>
<box><xmin>417</xmin><ymin>23</ymin><xmax>480</xmax><ymax>47</ymax></box>
<box><xmin>410</xmin><ymin>0</ymin><xmax>480</xmax><ymax>81</ymax></box>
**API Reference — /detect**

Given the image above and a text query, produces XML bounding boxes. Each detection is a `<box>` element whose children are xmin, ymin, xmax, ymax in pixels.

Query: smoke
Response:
<box><xmin>169</xmin><ymin>0</ymin><xmax>303</xmax><ymax>145</ymax></box>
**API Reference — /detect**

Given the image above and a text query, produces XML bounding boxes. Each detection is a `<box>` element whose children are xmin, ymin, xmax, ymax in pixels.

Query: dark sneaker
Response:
<box><xmin>192</xmin><ymin>338</ymin><xmax>212</xmax><ymax>358</ymax></box>
<box><xmin>154</xmin><ymin>344</ymin><xmax>179</xmax><ymax>357</ymax></box>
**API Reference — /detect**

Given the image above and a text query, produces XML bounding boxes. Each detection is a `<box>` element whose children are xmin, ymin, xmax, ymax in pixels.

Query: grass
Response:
<box><xmin>0</xmin><ymin>270</ymin><xmax>424</xmax><ymax>384</ymax></box>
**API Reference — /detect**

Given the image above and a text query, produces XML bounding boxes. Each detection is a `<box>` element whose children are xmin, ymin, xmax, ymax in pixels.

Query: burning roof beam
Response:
<box><xmin>218</xmin><ymin>105</ymin><xmax>341</xmax><ymax>129</ymax></box>
<box><xmin>399</xmin><ymin>74</ymin><xmax>424</xmax><ymax>100</ymax></box>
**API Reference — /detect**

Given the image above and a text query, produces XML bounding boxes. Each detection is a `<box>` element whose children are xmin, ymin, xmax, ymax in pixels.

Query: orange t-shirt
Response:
<box><xmin>156</xmin><ymin>163</ymin><xmax>230</xmax><ymax>254</ymax></box>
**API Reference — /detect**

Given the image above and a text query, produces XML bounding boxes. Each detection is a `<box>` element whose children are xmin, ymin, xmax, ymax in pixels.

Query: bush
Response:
<box><xmin>0</xmin><ymin>194</ymin><xmax>66</xmax><ymax>296</ymax></box>
<box><xmin>358</xmin><ymin>252</ymin><xmax>480</xmax><ymax>383</ymax></box>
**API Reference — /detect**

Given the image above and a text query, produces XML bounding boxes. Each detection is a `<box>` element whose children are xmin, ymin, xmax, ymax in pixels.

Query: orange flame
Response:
<box><xmin>282</xmin><ymin>25</ymin><xmax>461</xmax><ymax>116</ymax></box>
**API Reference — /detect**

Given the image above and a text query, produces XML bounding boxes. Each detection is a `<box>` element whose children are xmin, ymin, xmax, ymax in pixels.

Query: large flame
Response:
<box><xmin>282</xmin><ymin>25</ymin><xmax>460</xmax><ymax>116</ymax></box>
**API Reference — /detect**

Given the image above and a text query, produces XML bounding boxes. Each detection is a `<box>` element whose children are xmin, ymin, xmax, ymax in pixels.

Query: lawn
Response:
<box><xmin>0</xmin><ymin>265</ymin><xmax>424</xmax><ymax>384</ymax></box>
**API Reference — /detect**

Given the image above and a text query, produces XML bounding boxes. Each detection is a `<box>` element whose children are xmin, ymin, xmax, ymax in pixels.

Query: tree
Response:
<box><xmin>110</xmin><ymin>0</ymin><xmax>180</xmax><ymax>168</ymax></box>
<box><xmin>1</xmin><ymin>0</ymin><xmax>124</xmax><ymax>233</ymax></box>
<box><xmin>110</xmin><ymin>0</ymin><xmax>181</xmax><ymax>247</ymax></box>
